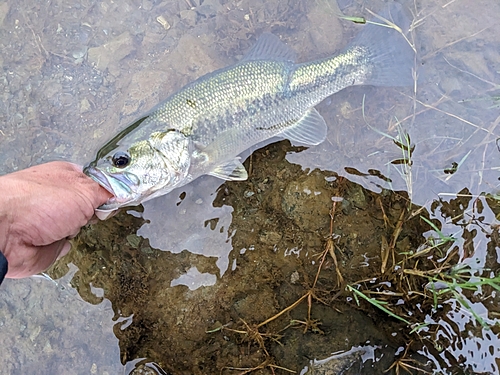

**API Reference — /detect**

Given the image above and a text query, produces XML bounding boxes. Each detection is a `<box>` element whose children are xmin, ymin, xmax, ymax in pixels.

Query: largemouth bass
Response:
<box><xmin>84</xmin><ymin>3</ymin><xmax>413</xmax><ymax>217</ymax></box>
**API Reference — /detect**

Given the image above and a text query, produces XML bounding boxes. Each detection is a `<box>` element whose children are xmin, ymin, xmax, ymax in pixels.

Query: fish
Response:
<box><xmin>84</xmin><ymin>2</ymin><xmax>414</xmax><ymax>219</ymax></box>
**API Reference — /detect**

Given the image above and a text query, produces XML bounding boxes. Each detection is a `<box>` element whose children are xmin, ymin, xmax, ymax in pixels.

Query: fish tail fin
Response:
<box><xmin>346</xmin><ymin>2</ymin><xmax>415</xmax><ymax>87</ymax></box>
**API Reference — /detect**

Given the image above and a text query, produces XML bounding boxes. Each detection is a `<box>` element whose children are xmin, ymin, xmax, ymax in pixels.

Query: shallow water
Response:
<box><xmin>1</xmin><ymin>0</ymin><xmax>500</xmax><ymax>374</ymax></box>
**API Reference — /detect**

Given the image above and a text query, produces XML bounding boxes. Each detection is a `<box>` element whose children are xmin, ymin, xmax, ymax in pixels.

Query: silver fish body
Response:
<box><xmin>85</xmin><ymin>3</ymin><xmax>413</xmax><ymax>217</ymax></box>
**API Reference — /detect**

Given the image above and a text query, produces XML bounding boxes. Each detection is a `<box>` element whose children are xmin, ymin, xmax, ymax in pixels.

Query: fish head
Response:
<box><xmin>85</xmin><ymin>132</ymin><xmax>190</xmax><ymax>210</ymax></box>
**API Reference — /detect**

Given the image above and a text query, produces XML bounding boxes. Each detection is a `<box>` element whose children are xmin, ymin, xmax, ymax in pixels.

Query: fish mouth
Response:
<box><xmin>84</xmin><ymin>165</ymin><xmax>139</xmax><ymax>210</ymax></box>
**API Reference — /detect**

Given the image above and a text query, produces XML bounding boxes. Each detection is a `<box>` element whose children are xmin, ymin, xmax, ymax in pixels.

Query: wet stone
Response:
<box><xmin>197</xmin><ymin>4</ymin><xmax>218</xmax><ymax>17</ymax></box>
<box><xmin>258</xmin><ymin>230</ymin><xmax>282</xmax><ymax>244</ymax></box>
<box><xmin>129</xmin><ymin>363</ymin><xmax>160</xmax><ymax>375</ymax></box>
<box><xmin>141</xmin><ymin>0</ymin><xmax>154</xmax><ymax>11</ymax></box>
<box><xmin>87</xmin><ymin>32</ymin><xmax>135</xmax><ymax>72</ymax></box>
<box><xmin>0</xmin><ymin>2</ymin><xmax>9</xmax><ymax>25</ymax></box>
<box><xmin>126</xmin><ymin>234</ymin><xmax>142</xmax><ymax>249</ymax></box>
<box><xmin>180</xmin><ymin>9</ymin><xmax>197</xmax><ymax>27</ymax></box>
<box><xmin>346</xmin><ymin>183</ymin><xmax>367</xmax><ymax>210</ymax></box>
<box><xmin>80</xmin><ymin>97</ymin><xmax>91</xmax><ymax>113</ymax></box>
<box><xmin>166</xmin><ymin>33</ymin><xmax>220</xmax><ymax>77</ymax></box>
<box><xmin>281</xmin><ymin>171</ymin><xmax>332</xmax><ymax>231</ymax></box>
<box><xmin>304</xmin><ymin>0</ymin><xmax>343</xmax><ymax>54</ymax></box>
<box><xmin>120</xmin><ymin>70</ymin><xmax>164</xmax><ymax>117</ymax></box>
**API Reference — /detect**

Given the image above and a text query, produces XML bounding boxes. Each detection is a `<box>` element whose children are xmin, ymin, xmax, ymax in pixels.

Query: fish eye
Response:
<box><xmin>112</xmin><ymin>151</ymin><xmax>131</xmax><ymax>168</ymax></box>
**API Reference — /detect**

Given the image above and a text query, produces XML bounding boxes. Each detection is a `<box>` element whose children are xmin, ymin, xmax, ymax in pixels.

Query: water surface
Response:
<box><xmin>1</xmin><ymin>0</ymin><xmax>499</xmax><ymax>374</ymax></box>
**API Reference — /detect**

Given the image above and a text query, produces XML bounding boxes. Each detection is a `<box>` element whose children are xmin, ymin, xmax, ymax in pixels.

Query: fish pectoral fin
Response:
<box><xmin>209</xmin><ymin>159</ymin><xmax>248</xmax><ymax>181</ymax></box>
<box><xmin>280</xmin><ymin>108</ymin><xmax>327</xmax><ymax>146</ymax></box>
<box><xmin>241</xmin><ymin>32</ymin><xmax>296</xmax><ymax>62</ymax></box>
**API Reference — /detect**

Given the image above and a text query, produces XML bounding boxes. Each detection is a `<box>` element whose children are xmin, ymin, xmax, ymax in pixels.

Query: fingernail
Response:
<box><xmin>57</xmin><ymin>241</ymin><xmax>72</xmax><ymax>259</ymax></box>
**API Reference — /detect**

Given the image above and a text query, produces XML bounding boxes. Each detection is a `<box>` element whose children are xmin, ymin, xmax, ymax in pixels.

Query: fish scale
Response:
<box><xmin>159</xmin><ymin>61</ymin><xmax>290</xmax><ymax>138</ymax></box>
<box><xmin>84</xmin><ymin>2</ymin><xmax>414</xmax><ymax>218</ymax></box>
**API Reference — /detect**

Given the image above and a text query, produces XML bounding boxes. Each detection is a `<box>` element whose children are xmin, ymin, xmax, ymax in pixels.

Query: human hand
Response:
<box><xmin>0</xmin><ymin>161</ymin><xmax>112</xmax><ymax>278</ymax></box>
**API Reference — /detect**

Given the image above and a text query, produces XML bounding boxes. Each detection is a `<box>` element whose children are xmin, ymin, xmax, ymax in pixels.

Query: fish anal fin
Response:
<box><xmin>280</xmin><ymin>108</ymin><xmax>327</xmax><ymax>146</ymax></box>
<box><xmin>209</xmin><ymin>158</ymin><xmax>248</xmax><ymax>181</ymax></box>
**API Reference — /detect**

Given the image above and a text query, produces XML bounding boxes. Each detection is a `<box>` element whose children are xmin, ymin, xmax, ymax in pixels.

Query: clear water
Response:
<box><xmin>0</xmin><ymin>0</ymin><xmax>499</xmax><ymax>374</ymax></box>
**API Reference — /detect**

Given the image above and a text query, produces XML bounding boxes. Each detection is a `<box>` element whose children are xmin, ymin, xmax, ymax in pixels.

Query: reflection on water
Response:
<box><xmin>1</xmin><ymin>0</ymin><xmax>500</xmax><ymax>374</ymax></box>
<box><xmin>138</xmin><ymin>175</ymin><xmax>236</xmax><ymax>274</ymax></box>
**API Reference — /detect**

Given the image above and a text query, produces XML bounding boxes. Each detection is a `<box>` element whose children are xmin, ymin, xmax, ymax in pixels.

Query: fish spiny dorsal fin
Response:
<box><xmin>241</xmin><ymin>32</ymin><xmax>296</xmax><ymax>62</ymax></box>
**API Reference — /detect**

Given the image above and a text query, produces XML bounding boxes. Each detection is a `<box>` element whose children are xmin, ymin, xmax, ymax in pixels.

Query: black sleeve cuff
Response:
<box><xmin>0</xmin><ymin>251</ymin><xmax>7</xmax><ymax>285</ymax></box>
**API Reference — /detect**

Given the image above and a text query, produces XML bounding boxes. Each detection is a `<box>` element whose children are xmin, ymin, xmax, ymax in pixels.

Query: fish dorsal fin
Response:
<box><xmin>242</xmin><ymin>32</ymin><xmax>296</xmax><ymax>62</ymax></box>
<box><xmin>280</xmin><ymin>108</ymin><xmax>327</xmax><ymax>146</ymax></box>
<box><xmin>209</xmin><ymin>158</ymin><xmax>248</xmax><ymax>181</ymax></box>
